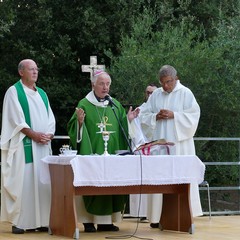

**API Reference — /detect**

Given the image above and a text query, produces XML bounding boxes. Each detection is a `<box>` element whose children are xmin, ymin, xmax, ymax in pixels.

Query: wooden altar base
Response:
<box><xmin>48</xmin><ymin>164</ymin><xmax>193</xmax><ymax>239</ymax></box>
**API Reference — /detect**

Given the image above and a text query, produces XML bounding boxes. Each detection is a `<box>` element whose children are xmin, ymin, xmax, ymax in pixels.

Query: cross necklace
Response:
<box><xmin>96</xmin><ymin>105</ymin><xmax>112</xmax><ymax>133</ymax></box>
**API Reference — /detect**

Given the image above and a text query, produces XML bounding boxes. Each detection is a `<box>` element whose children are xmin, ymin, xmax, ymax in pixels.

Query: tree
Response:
<box><xmin>0</xmin><ymin>0</ymin><xmax>239</xmax><ymax>134</ymax></box>
<box><xmin>0</xmin><ymin>0</ymin><xmax>145</xmax><ymax>133</ymax></box>
<box><xmin>106</xmin><ymin>6</ymin><xmax>240</xmax><ymax>197</ymax></box>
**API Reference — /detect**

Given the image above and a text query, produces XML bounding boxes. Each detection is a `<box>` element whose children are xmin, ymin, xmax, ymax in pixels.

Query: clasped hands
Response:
<box><xmin>21</xmin><ymin>128</ymin><xmax>53</xmax><ymax>145</ymax></box>
<box><xmin>156</xmin><ymin>109</ymin><xmax>173</xmax><ymax>121</ymax></box>
<box><xmin>37</xmin><ymin>133</ymin><xmax>53</xmax><ymax>144</ymax></box>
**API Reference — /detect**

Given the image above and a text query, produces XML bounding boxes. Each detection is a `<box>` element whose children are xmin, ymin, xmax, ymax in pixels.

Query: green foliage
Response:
<box><xmin>106</xmin><ymin>5</ymin><xmax>240</xmax><ymax>188</ymax></box>
<box><xmin>107</xmin><ymin>4</ymin><xmax>240</xmax><ymax>136</ymax></box>
<box><xmin>195</xmin><ymin>140</ymin><xmax>239</xmax><ymax>186</ymax></box>
<box><xmin>0</xmin><ymin>0</ymin><xmax>145</xmax><ymax>133</ymax></box>
<box><xmin>0</xmin><ymin>0</ymin><xmax>239</xmax><ymax>137</ymax></box>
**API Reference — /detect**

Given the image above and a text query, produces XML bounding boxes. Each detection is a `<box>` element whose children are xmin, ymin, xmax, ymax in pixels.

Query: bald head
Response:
<box><xmin>18</xmin><ymin>59</ymin><xmax>36</xmax><ymax>71</ymax></box>
<box><xmin>18</xmin><ymin>59</ymin><xmax>39</xmax><ymax>88</ymax></box>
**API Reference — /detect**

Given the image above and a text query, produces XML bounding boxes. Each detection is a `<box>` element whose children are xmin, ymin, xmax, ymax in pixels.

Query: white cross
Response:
<box><xmin>81</xmin><ymin>56</ymin><xmax>105</xmax><ymax>81</ymax></box>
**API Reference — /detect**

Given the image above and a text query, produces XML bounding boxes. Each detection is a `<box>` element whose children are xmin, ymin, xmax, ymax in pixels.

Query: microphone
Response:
<box><xmin>105</xmin><ymin>96</ymin><xmax>134</xmax><ymax>154</ymax></box>
<box><xmin>104</xmin><ymin>95</ymin><xmax>119</xmax><ymax>109</ymax></box>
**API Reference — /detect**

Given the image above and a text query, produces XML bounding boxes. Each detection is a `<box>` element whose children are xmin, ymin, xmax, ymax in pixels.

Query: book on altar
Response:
<box><xmin>134</xmin><ymin>139</ymin><xmax>175</xmax><ymax>155</ymax></box>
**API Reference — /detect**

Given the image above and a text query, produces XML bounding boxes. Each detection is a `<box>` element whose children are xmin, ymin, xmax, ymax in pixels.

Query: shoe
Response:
<box><xmin>140</xmin><ymin>217</ymin><xmax>147</xmax><ymax>221</ymax></box>
<box><xmin>26</xmin><ymin>229</ymin><xmax>36</xmax><ymax>232</ymax></box>
<box><xmin>83</xmin><ymin>223</ymin><xmax>96</xmax><ymax>233</ymax></box>
<box><xmin>36</xmin><ymin>227</ymin><xmax>49</xmax><ymax>232</ymax></box>
<box><xmin>26</xmin><ymin>227</ymin><xmax>48</xmax><ymax>232</ymax></box>
<box><xmin>12</xmin><ymin>226</ymin><xmax>24</xmax><ymax>234</ymax></box>
<box><xmin>150</xmin><ymin>223</ymin><xmax>159</xmax><ymax>228</ymax></box>
<box><xmin>97</xmin><ymin>224</ymin><xmax>119</xmax><ymax>231</ymax></box>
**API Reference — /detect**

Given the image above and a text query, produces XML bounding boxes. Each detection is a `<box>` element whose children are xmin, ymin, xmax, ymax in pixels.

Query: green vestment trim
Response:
<box><xmin>14</xmin><ymin>80</ymin><xmax>48</xmax><ymax>164</ymax></box>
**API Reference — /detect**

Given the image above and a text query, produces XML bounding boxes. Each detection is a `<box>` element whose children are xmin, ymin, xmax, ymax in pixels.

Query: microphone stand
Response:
<box><xmin>109</xmin><ymin>104</ymin><xmax>134</xmax><ymax>155</ymax></box>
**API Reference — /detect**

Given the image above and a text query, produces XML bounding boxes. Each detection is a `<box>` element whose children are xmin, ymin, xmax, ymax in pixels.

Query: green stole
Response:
<box><xmin>14</xmin><ymin>80</ymin><xmax>49</xmax><ymax>163</ymax></box>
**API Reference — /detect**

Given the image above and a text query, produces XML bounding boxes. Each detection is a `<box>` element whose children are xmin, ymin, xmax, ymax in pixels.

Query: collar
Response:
<box><xmin>94</xmin><ymin>91</ymin><xmax>105</xmax><ymax>102</ymax></box>
<box><xmin>86</xmin><ymin>91</ymin><xmax>108</xmax><ymax>107</ymax></box>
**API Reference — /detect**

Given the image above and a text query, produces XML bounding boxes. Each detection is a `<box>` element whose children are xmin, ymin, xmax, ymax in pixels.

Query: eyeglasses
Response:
<box><xmin>160</xmin><ymin>79</ymin><xmax>174</xmax><ymax>86</ymax></box>
<box><xmin>26</xmin><ymin>67</ymin><xmax>40</xmax><ymax>72</ymax></box>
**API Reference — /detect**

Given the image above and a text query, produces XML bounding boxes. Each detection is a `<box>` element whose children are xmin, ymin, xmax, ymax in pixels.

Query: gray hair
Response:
<box><xmin>18</xmin><ymin>59</ymin><xmax>34</xmax><ymax>71</ymax></box>
<box><xmin>159</xmin><ymin>65</ymin><xmax>177</xmax><ymax>79</ymax></box>
<box><xmin>92</xmin><ymin>70</ymin><xmax>111</xmax><ymax>84</ymax></box>
<box><xmin>18</xmin><ymin>61</ymin><xmax>25</xmax><ymax>71</ymax></box>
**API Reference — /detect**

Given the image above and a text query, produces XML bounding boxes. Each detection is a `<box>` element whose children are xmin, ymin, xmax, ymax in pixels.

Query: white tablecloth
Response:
<box><xmin>41</xmin><ymin>155</ymin><xmax>77</xmax><ymax>184</ymax></box>
<box><xmin>41</xmin><ymin>154</ymin><xmax>205</xmax><ymax>187</ymax></box>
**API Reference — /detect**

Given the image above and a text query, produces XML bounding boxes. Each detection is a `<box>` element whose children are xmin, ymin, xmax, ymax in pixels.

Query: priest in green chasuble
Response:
<box><xmin>67</xmin><ymin>70</ymin><xmax>140</xmax><ymax>232</ymax></box>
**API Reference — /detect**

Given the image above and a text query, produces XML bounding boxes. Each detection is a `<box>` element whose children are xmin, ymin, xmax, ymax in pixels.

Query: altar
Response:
<box><xmin>41</xmin><ymin>154</ymin><xmax>205</xmax><ymax>239</ymax></box>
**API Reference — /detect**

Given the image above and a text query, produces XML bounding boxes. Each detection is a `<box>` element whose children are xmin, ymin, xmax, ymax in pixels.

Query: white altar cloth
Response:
<box><xmin>41</xmin><ymin>155</ymin><xmax>205</xmax><ymax>187</ymax></box>
<box><xmin>41</xmin><ymin>155</ymin><xmax>77</xmax><ymax>184</ymax></box>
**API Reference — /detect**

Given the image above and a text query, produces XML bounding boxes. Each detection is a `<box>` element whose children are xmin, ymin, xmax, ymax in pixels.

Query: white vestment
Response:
<box><xmin>0</xmin><ymin>81</ymin><xmax>56</xmax><ymax>229</ymax></box>
<box><xmin>129</xmin><ymin>103</ymin><xmax>149</xmax><ymax>218</ymax></box>
<box><xmin>139</xmin><ymin>80</ymin><xmax>202</xmax><ymax>221</ymax></box>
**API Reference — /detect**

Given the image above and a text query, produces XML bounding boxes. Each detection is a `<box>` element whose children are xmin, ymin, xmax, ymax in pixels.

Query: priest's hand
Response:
<box><xmin>156</xmin><ymin>109</ymin><xmax>174</xmax><ymax>120</ymax></box>
<box><xmin>21</xmin><ymin>128</ymin><xmax>53</xmax><ymax>144</ymax></box>
<box><xmin>76</xmin><ymin>107</ymin><xmax>85</xmax><ymax>127</ymax></box>
<box><xmin>39</xmin><ymin>133</ymin><xmax>53</xmax><ymax>144</ymax></box>
<box><xmin>127</xmin><ymin>106</ymin><xmax>140</xmax><ymax>122</ymax></box>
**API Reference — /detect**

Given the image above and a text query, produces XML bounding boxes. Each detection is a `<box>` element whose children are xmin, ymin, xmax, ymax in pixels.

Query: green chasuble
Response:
<box><xmin>67</xmin><ymin>96</ymin><xmax>128</xmax><ymax>215</ymax></box>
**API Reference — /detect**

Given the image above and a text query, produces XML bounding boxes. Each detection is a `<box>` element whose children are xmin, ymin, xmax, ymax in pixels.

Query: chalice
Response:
<box><xmin>102</xmin><ymin>131</ymin><xmax>110</xmax><ymax>155</ymax></box>
<box><xmin>96</xmin><ymin>130</ymin><xmax>115</xmax><ymax>155</ymax></box>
